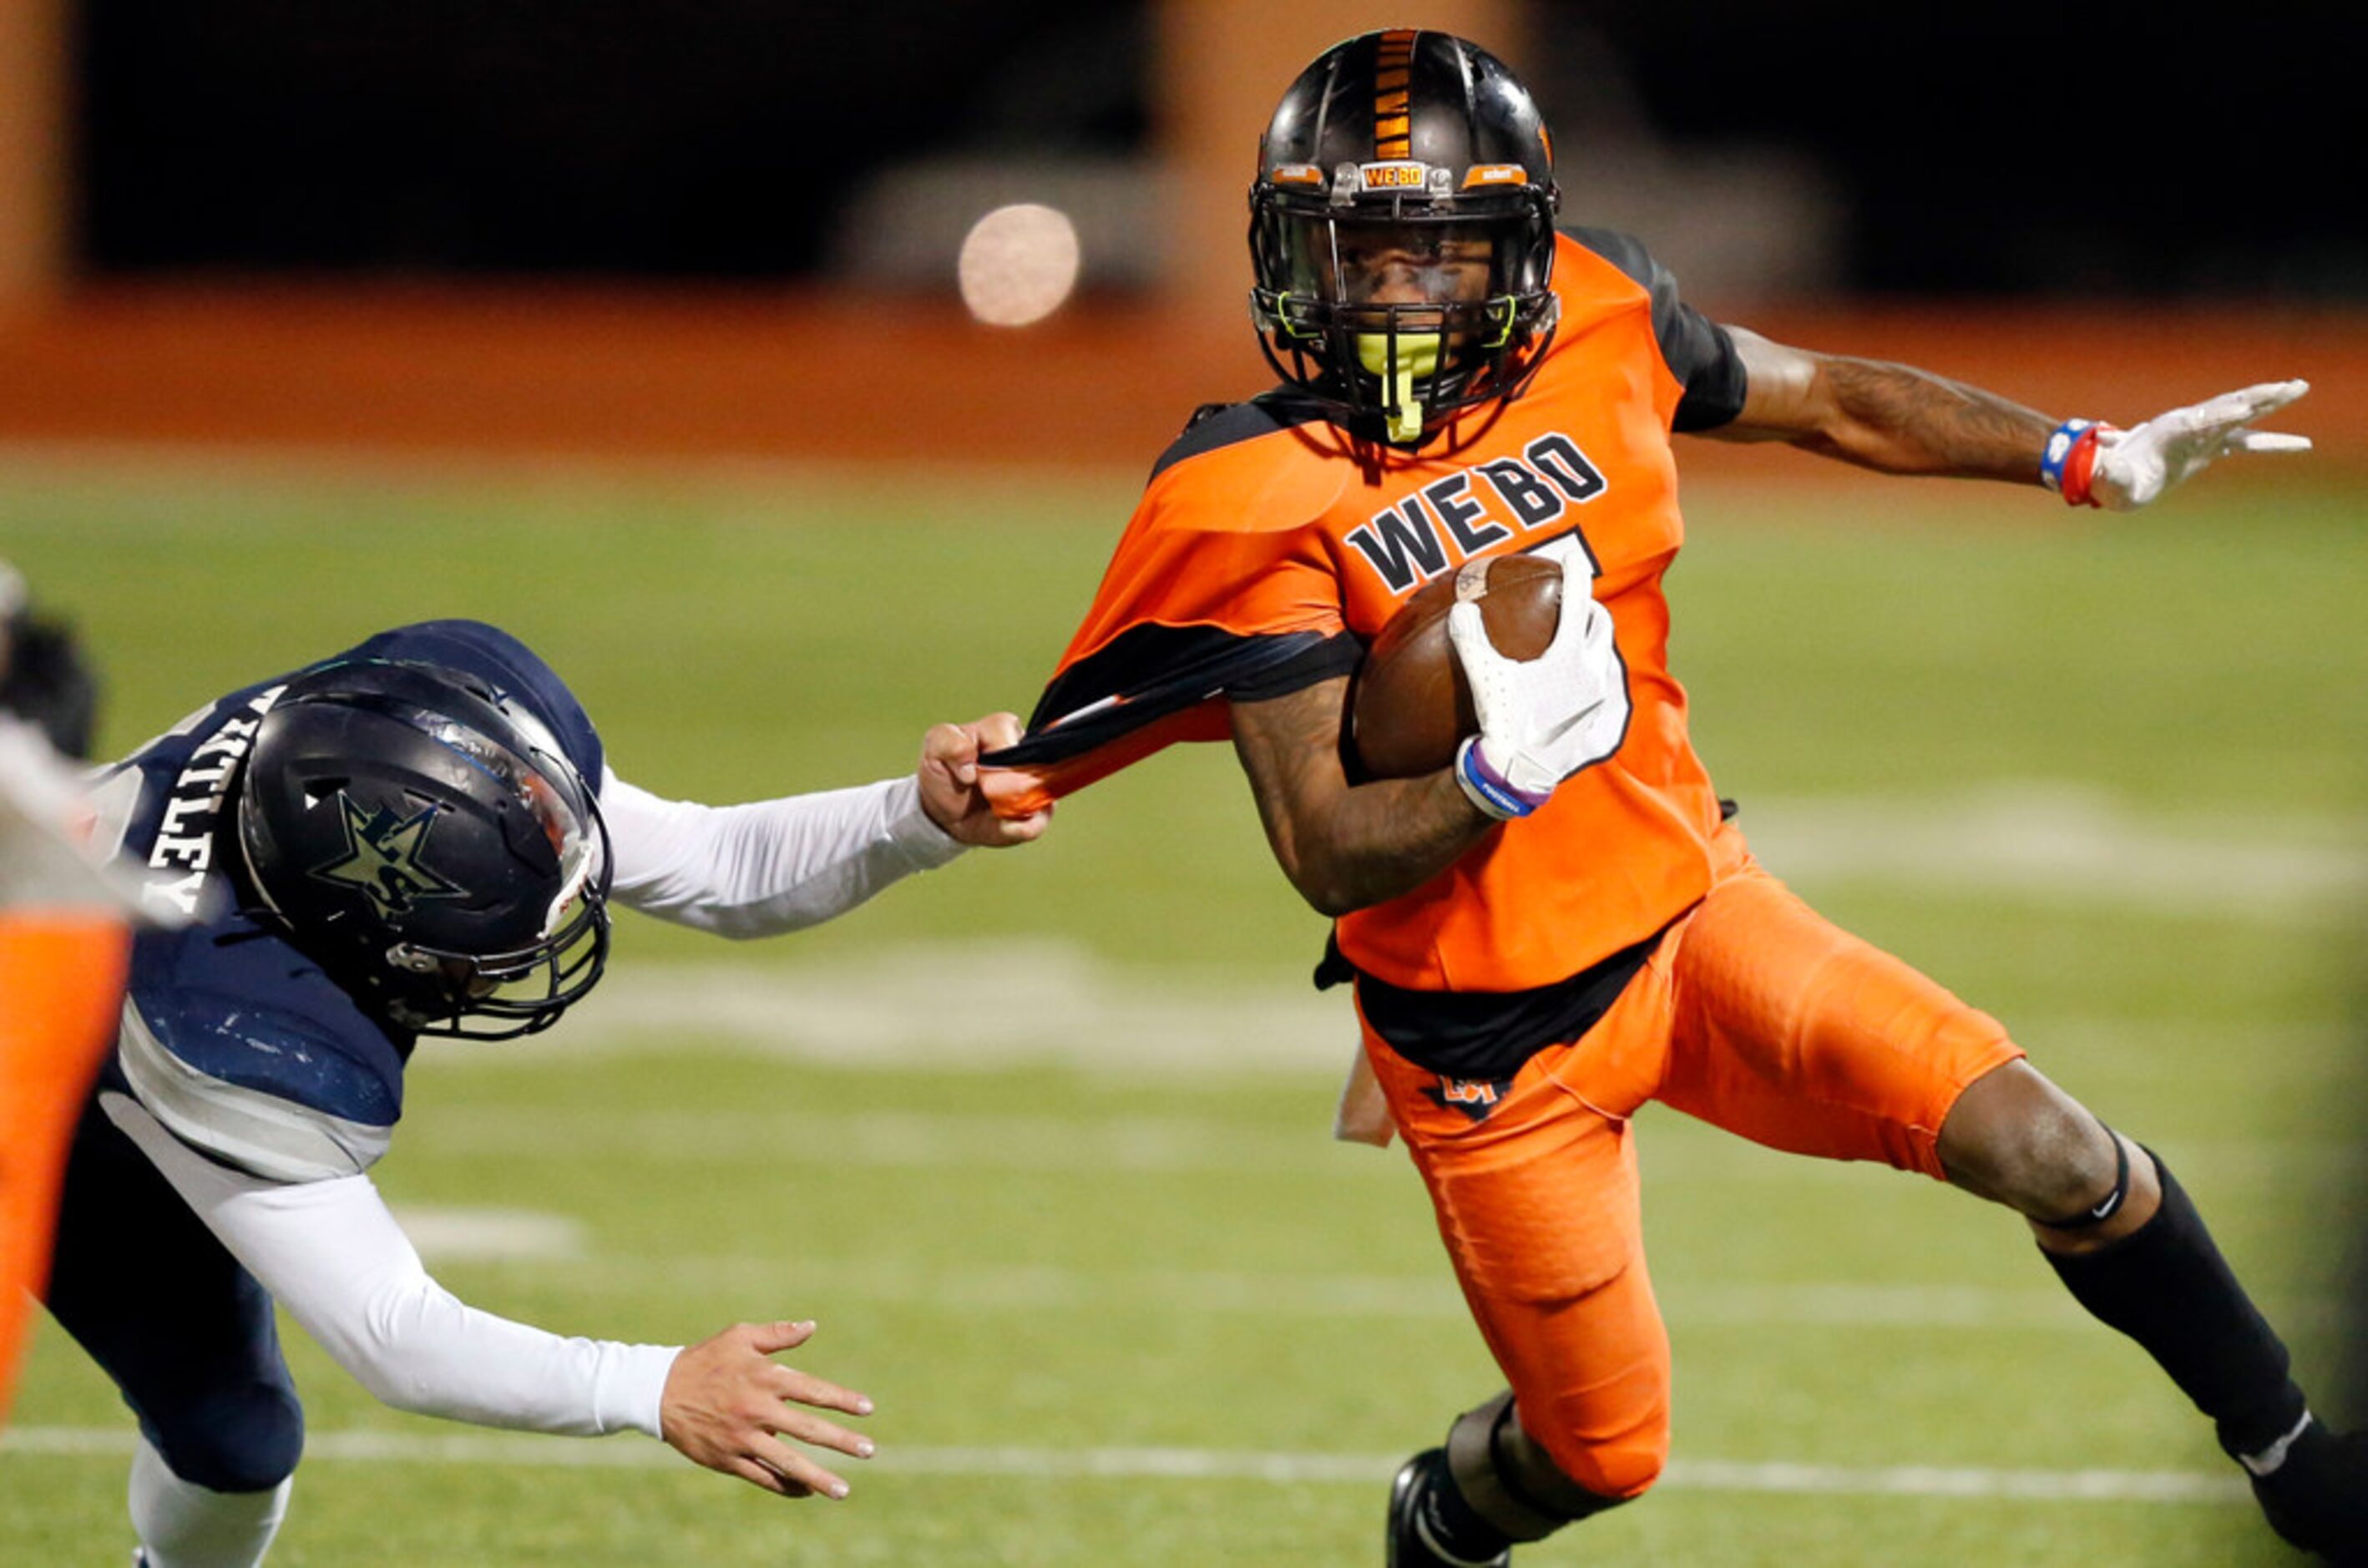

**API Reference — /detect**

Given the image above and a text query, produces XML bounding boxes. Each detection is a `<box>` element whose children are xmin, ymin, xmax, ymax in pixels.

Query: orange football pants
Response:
<box><xmin>1360</xmin><ymin>825</ymin><xmax>2024</xmax><ymax>1499</ymax></box>
<box><xmin>0</xmin><ymin>911</ymin><xmax>131</xmax><ymax>1424</ymax></box>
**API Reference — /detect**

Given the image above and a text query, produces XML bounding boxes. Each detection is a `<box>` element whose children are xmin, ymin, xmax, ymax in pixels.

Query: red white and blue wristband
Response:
<box><xmin>1455</xmin><ymin>736</ymin><xmax>1550</xmax><ymax>821</ymax></box>
<box><xmin>2040</xmin><ymin>417</ymin><xmax>2114</xmax><ymax>508</ymax></box>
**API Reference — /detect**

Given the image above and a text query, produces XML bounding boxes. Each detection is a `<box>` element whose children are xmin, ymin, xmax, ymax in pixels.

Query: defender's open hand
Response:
<box><xmin>660</xmin><ymin>1320</ymin><xmax>875</xmax><ymax>1499</ymax></box>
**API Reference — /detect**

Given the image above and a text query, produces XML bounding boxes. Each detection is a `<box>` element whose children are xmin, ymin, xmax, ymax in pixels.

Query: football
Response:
<box><xmin>1351</xmin><ymin>553</ymin><xmax>1563</xmax><ymax>778</ymax></box>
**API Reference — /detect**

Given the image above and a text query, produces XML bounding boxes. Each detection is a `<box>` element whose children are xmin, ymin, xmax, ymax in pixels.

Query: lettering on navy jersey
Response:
<box><xmin>140</xmin><ymin>684</ymin><xmax>286</xmax><ymax>919</ymax></box>
<box><xmin>1343</xmin><ymin>432</ymin><xmax>1610</xmax><ymax>594</ymax></box>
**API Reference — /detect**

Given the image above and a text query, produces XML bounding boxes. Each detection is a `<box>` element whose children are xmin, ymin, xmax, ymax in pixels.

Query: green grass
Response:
<box><xmin>3</xmin><ymin>451</ymin><xmax>2363</xmax><ymax>1564</ymax></box>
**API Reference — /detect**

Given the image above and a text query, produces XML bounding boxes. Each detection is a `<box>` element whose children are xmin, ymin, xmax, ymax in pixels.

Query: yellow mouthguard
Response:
<box><xmin>1358</xmin><ymin>332</ymin><xmax>1440</xmax><ymax>443</ymax></box>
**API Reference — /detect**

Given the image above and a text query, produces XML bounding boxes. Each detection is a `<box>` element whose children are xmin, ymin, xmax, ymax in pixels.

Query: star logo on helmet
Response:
<box><xmin>309</xmin><ymin>794</ymin><xmax>465</xmax><ymax>917</ymax></box>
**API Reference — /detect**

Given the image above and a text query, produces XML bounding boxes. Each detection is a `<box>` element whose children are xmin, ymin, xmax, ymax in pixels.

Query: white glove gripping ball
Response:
<box><xmin>1447</xmin><ymin>536</ymin><xmax>1632</xmax><ymax>820</ymax></box>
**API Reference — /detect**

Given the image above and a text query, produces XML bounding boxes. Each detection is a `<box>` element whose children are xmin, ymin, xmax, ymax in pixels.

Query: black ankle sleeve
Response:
<box><xmin>2043</xmin><ymin>1151</ymin><xmax>2306</xmax><ymax>1459</ymax></box>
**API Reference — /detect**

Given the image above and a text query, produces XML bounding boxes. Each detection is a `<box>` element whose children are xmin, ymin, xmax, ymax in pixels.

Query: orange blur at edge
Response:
<box><xmin>0</xmin><ymin>913</ymin><xmax>131</xmax><ymax>1426</ymax></box>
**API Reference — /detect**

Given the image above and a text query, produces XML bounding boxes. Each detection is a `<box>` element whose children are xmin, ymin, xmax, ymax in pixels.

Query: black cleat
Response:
<box><xmin>2249</xmin><ymin>1421</ymin><xmax>2368</xmax><ymax>1563</ymax></box>
<box><xmin>1388</xmin><ymin>1448</ymin><xmax>1510</xmax><ymax>1568</ymax></box>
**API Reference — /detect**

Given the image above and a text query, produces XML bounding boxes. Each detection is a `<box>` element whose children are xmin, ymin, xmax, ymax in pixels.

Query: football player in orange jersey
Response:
<box><xmin>980</xmin><ymin>28</ymin><xmax>2353</xmax><ymax>1565</ymax></box>
<box><xmin>0</xmin><ymin>570</ymin><xmax>133</xmax><ymax>1426</ymax></box>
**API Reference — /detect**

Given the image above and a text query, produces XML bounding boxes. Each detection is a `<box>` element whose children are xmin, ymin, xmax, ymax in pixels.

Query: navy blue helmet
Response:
<box><xmin>1249</xmin><ymin>29</ymin><xmax>1561</xmax><ymax>443</ymax></box>
<box><xmin>234</xmin><ymin>660</ymin><xmax>610</xmax><ymax>1039</ymax></box>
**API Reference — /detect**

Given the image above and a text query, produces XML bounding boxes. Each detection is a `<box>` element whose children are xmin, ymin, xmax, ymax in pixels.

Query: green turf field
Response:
<box><xmin>3</xmin><ymin>451</ymin><xmax>2362</xmax><ymax>1564</ymax></box>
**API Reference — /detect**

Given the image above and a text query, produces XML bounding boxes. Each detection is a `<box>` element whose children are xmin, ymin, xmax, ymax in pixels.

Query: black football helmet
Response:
<box><xmin>1249</xmin><ymin>30</ymin><xmax>1561</xmax><ymax>445</ymax></box>
<box><xmin>234</xmin><ymin>659</ymin><xmax>610</xmax><ymax>1039</ymax></box>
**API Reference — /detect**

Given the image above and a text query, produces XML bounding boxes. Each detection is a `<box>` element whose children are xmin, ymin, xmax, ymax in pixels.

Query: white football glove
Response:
<box><xmin>1446</xmin><ymin>537</ymin><xmax>1631</xmax><ymax>821</ymax></box>
<box><xmin>2084</xmin><ymin>379</ymin><xmax>2311</xmax><ymax>511</ymax></box>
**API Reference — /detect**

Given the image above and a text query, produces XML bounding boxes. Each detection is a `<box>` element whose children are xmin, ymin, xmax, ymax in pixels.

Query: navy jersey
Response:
<box><xmin>89</xmin><ymin>620</ymin><xmax>601</xmax><ymax>1182</ymax></box>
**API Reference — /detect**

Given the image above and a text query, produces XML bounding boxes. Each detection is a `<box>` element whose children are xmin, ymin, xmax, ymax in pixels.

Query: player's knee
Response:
<box><xmin>2008</xmin><ymin>1110</ymin><xmax>2121</xmax><ymax>1221</ymax></box>
<box><xmin>1940</xmin><ymin>1063</ymin><xmax>2116</xmax><ymax>1217</ymax></box>
<box><xmin>149</xmin><ymin>1382</ymin><xmax>304</xmax><ymax>1494</ymax></box>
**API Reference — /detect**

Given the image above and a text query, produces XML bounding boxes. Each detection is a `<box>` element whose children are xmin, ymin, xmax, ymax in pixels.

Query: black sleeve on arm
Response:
<box><xmin>1566</xmin><ymin>226</ymin><xmax>1748</xmax><ymax>432</ymax></box>
<box><xmin>1224</xmin><ymin>630</ymin><xmax>1362</xmax><ymax>702</ymax></box>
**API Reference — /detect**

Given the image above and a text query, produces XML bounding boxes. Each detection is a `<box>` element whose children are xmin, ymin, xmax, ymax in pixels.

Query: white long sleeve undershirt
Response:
<box><xmin>104</xmin><ymin>1091</ymin><xmax>679</xmax><ymax>1439</ymax></box>
<box><xmin>601</xmin><ymin>768</ymin><xmax>967</xmax><ymax>936</ymax></box>
<box><xmin>115</xmin><ymin>765</ymin><xmax>969</xmax><ymax>1439</ymax></box>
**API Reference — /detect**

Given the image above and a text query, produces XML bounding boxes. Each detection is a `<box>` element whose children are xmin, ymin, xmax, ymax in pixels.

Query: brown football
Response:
<box><xmin>1351</xmin><ymin>553</ymin><xmax>1563</xmax><ymax>779</ymax></box>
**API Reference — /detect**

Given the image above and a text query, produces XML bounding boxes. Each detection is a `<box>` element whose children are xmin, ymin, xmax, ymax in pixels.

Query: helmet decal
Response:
<box><xmin>1373</xmin><ymin>28</ymin><xmax>1416</xmax><ymax>159</ymax></box>
<box><xmin>1462</xmin><ymin>164</ymin><xmax>1528</xmax><ymax>188</ymax></box>
<box><xmin>308</xmin><ymin>794</ymin><xmax>464</xmax><ymax>917</ymax></box>
<box><xmin>1358</xmin><ymin>161</ymin><xmax>1433</xmax><ymax>193</ymax></box>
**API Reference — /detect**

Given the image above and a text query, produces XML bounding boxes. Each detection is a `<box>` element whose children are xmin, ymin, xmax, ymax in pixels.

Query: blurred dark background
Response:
<box><xmin>7</xmin><ymin>0</ymin><xmax>2361</xmax><ymax>470</ymax></box>
<box><xmin>76</xmin><ymin>0</ymin><xmax>2368</xmax><ymax>297</ymax></box>
<box><xmin>78</xmin><ymin>0</ymin><xmax>1153</xmax><ymax>279</ymax></box>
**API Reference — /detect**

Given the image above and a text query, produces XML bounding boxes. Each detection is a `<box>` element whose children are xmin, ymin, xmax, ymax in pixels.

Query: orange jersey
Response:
<box><xmin>0</xmin><ymin>911</ymin><xmax>131</xmax><ymax>1422</ymax></box>
<box><xmin>988</xmin><ymin>229</ymin><xmax>1748</xmax><ymax>994</ymax></box>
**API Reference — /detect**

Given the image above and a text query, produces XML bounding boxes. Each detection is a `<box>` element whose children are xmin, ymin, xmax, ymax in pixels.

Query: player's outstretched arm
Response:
<box><xmin>105</xmin><ymin>1092</ymin><xmax>882</xmax><ymax>1495</ymax></box>
<box><xmin>660</xmin><ymin>1319</ymin><xmax>875</xmax><ymax>1499</ymax></box>
<box><xmin>918</xmin><ymin>711</ymin><xmax>1050</xmax><ymax>847</ymax></box>
<box><xmin>1707</xmin><ymin>328</ymin><xmax>2310</xmax><ymax>506</ymax></box>
<box><xmin>1708</xmin><ymin>326</ymin><xmax>2055</xmax><ymax>479</ymax></box>
<box><xmin>601</xmin><ymin>711</ymin><xmax>1045</xmax><ymax>938</ymax></box>
<box><xmin>1231</xmin><ymin>678</ymin><xmax>1495</xmax><ymax>917</ymax></box>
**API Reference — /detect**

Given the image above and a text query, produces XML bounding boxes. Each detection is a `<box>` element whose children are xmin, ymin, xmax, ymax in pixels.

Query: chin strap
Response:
<box><xmin>1384</xmin><ymin>357</ymin><xmax>1425</xmax><ymax>443</ymax></box>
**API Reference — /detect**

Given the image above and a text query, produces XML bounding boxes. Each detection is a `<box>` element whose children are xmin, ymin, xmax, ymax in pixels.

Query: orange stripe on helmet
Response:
<box><xmin>1374</xmin><ymin>29</ymin><xmax>1419</xmax><ymax>160</ymax></box>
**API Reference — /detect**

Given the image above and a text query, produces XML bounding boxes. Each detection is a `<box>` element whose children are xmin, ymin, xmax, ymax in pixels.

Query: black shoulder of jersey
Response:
<box><xmin>1147</xmin><ymin>389</ymin><xmax>1333</xmax><ymax>485</ymax></box>
<box><xmin>1562</xmin><ymin>225</ymin><xmax>1662</xmax><ymax>297</ymax></box>
<box><xmin>1560</xmin><ymin>225</ymin><xmax>1747</xmax><ymax>434</ymax></box>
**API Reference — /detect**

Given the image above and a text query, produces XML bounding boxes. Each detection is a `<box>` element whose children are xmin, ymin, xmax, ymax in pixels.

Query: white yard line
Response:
<box><xmin>405</xmin><ymin>1104</ymin><xmax>1375</xmax><ymax>1172</ymax></box>
<box><xmin>386</xmin><ymin>1206</ymin><xmax>585</xmax><ymax>1262</ymax></box>
<box><xmin>419</xmin><ymin>946</ymin><xmax>2352</xmax><ymax>1080</ymax></box>
<box><xmin>420</xmin><ymin>1251</ymin><xmax>2336</xmax><ymax>1335</ymax></box>
<box><xmin>398</xmin><ymin>1101</ymin><xmax>2361</xmax><ymax>1193</ymax></box>
<box><xmin>438</xmin><ymin>938</ymin><xmax>1360</xmax><ymax>1073</ymax></box>
<box><xmin>0</xmin><ymin>1425</ymin><xmax>2250</xmax><ymax>1504</ymax></box>
<box><xmin>405</xmin><ymin>785</ymin><xmax>2365</xmax><ymax>1075</ymax></box>
<box><xmin>1741</xmin><ymin>784</ymin><xmax>2366</xmax><ymax>923</ymax></box>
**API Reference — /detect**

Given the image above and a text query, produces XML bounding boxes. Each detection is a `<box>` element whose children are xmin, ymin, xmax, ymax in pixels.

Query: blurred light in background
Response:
<box><xmin>957</xmin><ymin>204</ymin><xmax>1081</xmax><ymax>327</ymax></box>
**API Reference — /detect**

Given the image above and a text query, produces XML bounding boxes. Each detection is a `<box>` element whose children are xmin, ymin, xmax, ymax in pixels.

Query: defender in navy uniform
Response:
<box><xmin>48</xmin><ymin>620</ymin><xmax>1048</xmax><ymax>1567</ymax></box>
